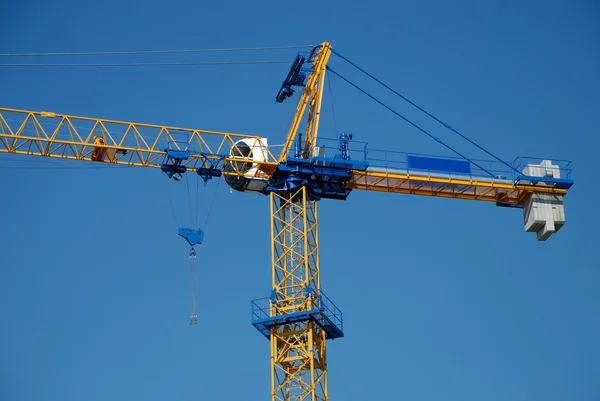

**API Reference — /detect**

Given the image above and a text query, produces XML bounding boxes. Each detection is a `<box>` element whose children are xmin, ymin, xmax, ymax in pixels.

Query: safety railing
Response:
<box><xmin>251</xmin><ymin>288</ymin><xmax>343</xmax><ymax>334</ymax></box>
<box><xmin>315</xmin><ymin>136</ymin><xmax>573</xmax><ymax>184</ymax></box>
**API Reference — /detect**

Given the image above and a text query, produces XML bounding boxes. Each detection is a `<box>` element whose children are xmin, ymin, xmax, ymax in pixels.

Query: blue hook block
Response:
<box><xmin>178</xmin><ymin>228</ymin><xmax>204</xmax><ymax>247</ymax></box>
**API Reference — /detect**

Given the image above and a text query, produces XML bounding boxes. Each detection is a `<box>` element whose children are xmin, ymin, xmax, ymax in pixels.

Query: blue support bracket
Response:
<box><xmin>514</xmin><ymin>175</ymin><xmax>574</xmax><ymax>190</ymax></box>
<box><xmin>196</xmin><ymin>166</ymin><xmax>222</xmax><ymax>181</ymax></box>
<box><xmin>166</xmin><ymin>150</ymin><xmax>190</xmax><ymax>161</ymax></box>
<box><xmin>195</xmin><ymin>154</ymin><xmax>225</xmax><ymax>183</ymax></box>
<box><xmin>162</xmin><ymin>149</ymin><xmax>190</xmax><ymax>181</ymax></box>
<box><xmin>276</xmin><ymin>53</ymin><xmax>310</xmax><ymax>103</ymax></box>
<box><xmin>178</xmin><ymin>228</ymin><xmax>204</xmax><ymax>247</ymax></box>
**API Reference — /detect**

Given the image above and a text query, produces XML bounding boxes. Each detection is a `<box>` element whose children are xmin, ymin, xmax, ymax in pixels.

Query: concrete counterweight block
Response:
<box><xmin>522</xmin><ymin>160</ymin><xmax>565</xmax><ymax>241</ymax></box>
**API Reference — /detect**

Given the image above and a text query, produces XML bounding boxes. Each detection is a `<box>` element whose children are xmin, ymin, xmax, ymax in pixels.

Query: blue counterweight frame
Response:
<box><xmin>251</xmin><ymin>287</ymin><xmax>344</xmax><ymax>340</ymax></box>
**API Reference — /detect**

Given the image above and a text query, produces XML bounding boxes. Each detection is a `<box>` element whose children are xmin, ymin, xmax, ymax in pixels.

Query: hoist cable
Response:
<box><xmin>0</xmin><ymin>60</ymin><xmax>292</xmax><ymax>67</ymax></box>
<box><xmin>195</xmin><ymin>174</ymin><xmax>200</xmax><ymax>228</ymax></box>
<box><xmin>184</xmin><ymin>173</ymin><xmax>194</xmax><ymax>226</ymax></box>
<box><xmin>203</xmin><ymin>176</ymin><xmax>222</xmax><ymax>232</ymax></box>
<box><xmin>331</xmin><ymin>49</ymin><xmax>520</xmax><ymax>175</ymax></box>
<box><xmin>327</xmin><ymin>67</ymin><xmax>496</xmax><ymax>177</ymax></box>
<box><xmin>189</xmin><ymin>248</ymin><xmax>198</xmax><ymax>325</ymax></box>
<box><xmin>0</xmin><ymin>45</ymin><xmax>314</xmax><ymax>57</ymax></box>
<box><xmin>327</xmin><ymin>73</ymin><xmax>339</xmax><ymax>137</ymax></box>
<box><xmin>166</xmin><ymin>184</ymin><xmax>180</xmax><ymax>228</ymax></box>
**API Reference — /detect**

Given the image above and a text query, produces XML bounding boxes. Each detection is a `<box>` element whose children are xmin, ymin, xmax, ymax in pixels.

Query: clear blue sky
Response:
<box><xmin>1</xmin><ymin>1</ymin><xmax>599</xmax><ymax>400</ymax></box>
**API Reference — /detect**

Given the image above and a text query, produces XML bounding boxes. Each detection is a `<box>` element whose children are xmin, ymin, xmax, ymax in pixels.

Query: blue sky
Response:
<box><xmin>1</xmin><ymin>1</ymin><xmax>599</xmax><ymax>400</ymax></box>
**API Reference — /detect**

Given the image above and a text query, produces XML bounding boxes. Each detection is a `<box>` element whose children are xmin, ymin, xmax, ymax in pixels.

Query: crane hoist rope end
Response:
<box><xmin>178</xmin><ymin>227</ymin><xmax>203</xmax><ymax>325</ymax></box>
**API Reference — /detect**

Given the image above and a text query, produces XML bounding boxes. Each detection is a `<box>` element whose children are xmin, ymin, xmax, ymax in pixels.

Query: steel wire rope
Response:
<box><xmin>189</xmin><ymin>246</ymin><xmax>198</xmax><ymax>325</ymax></box>
<box><xmin>0</xmin><ymin>60</ymin><xmax>293</xmax><ymax>67</ymax></box>
<box><xmin>327</xmin><ymin>72</ymin><xmax>339</xmax><ymax>137</ymax></box>
<box><xmin>164</xmin><ymin>179</ymin><xmax>181</xmax><ymax>228</ymax></box>
<box><xmin>331</xmin><ymin>49</ymin><xmax>520</xmax><ymax>175</ymax></box>
<box><xmin>184</xmin><ymin>172</ymin><xmax>195</xmax><ymax>227</ymax></box>
<box><xmin>195</xmin><ymin>173</ymin><xmax>200</xmax><ymax>228</ymax></box>
<box><xmin>203</xmin><ymin>176</ymin><xmax>222</xmax><ymax>232</ymax></box>
<box><xmin>0</xmin><ymin>45</ymin><xmax>315</xmax><ymax>57</ymax></box>
<box><xmin>327</xmin><ymin>67</ymin><xmax>496</xmax><ymax>177</ymax></box>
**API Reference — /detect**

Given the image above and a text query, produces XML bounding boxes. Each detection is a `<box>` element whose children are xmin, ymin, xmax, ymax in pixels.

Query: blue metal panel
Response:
<box><xmin>166</xmin><ymin>149</ymin><xmax>190</xmax><ymax>160</ymax></box>
<box><xmin>408</xmin><ymin>155</ymin><xmax>471</xmax><ymax>175</ymax></box>
<box><xmin>178</xmin><ymin>228</ymin><xmax>204</xmax><ymax>247</ymax></box>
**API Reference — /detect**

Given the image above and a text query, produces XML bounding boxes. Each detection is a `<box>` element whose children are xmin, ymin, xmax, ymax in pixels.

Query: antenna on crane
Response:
<box><xmin>178</xmin><ymin>228</ymin><xmax>204</xmax><ymax>324</ymax></box>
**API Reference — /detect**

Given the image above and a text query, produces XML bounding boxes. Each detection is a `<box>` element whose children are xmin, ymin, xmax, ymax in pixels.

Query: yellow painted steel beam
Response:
<box><xmin>279</xmin><ymin>42</ymin><xmax>332</xmax><ymax>162</ymax></box>
<box><xmin>270</xmin><ymin>188</ymin><xmax>328</xmax><ymax>401</ymax></box>
<box><xmin>0</xmin><ymin>107</ymin><xmax>279</xmax><ymax>178</ymax></box>
<box><xmin>348</xmin><ymin>169</ymin><xmax>568</xmax><ymax>205</ymax></box>
<box><xmin>303</xmin><ymin>44</ymin><xmax>331</xmax><ymax>158</ymax></box>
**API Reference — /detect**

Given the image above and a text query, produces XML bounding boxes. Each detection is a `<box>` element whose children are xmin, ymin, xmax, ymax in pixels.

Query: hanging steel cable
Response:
<box><xmin>327</xmin><ymin>66</ymin><xmax>497</xmax><ymax>177</ymax></box>
<box><xmin>0</xmin><ymin>60</ymin><xmax>292</xmax><ymax>67</ymax></box>
<box><xmin>189</xmin><ymin>247</ymin><xmax>198</xmax><ymax>325</ymax></box>
<box><xmin>331</xmin><ymin>48</ymin><xmax>521</xmax><ymax>174</ymax></box>
<box><xmin>0</xmin><ymin>45</ymin><xmax>315</xmax><ymax>57</ymax></box>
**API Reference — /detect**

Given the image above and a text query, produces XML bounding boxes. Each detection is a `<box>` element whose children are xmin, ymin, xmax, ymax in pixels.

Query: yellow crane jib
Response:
<box><xmin>0</xmin><ymin>107</ymin><xmax>279</xmax><ymax>181</ymax></box>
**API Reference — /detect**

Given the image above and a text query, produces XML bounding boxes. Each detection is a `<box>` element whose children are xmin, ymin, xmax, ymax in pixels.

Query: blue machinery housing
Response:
<box><xmin>266</xmin><ymin>139</ymin><xmax>369</xmax><ymax>201</ymax></box>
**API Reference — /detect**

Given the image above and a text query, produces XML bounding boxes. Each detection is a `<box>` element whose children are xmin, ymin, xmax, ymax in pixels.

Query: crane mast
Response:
<box><xmin>253</xmin><ymin>43</ymin><xmax>343</xmax><ymax>401</ymax></box>
<box><xmin>0</xmin><ymin>41</ymin><xmax>575</xmax><ymax>401</ymax></box>
<box><xmin>269</xmin><ymin>188</ymin><xmax>328</xmax><ymax>400</ymax></box>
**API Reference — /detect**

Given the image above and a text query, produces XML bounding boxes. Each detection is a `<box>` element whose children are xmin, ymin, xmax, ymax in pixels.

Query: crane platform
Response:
<box><xmin>251</xmin><ymin>289</ymin><xmax>344</xmax><ymax>340</ymax></box>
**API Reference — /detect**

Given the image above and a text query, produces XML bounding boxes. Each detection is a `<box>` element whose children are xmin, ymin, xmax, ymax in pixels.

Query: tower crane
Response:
<box><xmin>0</xmin><ymin>41</ymin><xmax>574</xmax><ymax>401</ymax></box>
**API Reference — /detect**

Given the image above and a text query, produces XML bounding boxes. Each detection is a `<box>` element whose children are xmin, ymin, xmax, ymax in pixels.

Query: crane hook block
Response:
<box><xmin>178</xmin><ymin>228</ymin><xmax>204</xmax><ymax>247</ymax></box>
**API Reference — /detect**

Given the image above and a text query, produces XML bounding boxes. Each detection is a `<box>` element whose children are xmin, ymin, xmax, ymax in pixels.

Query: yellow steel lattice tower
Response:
<box><xmin>269</xmin><ymin>187</ymin><xmax>328</xmax><ymax>401</ymax></box>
